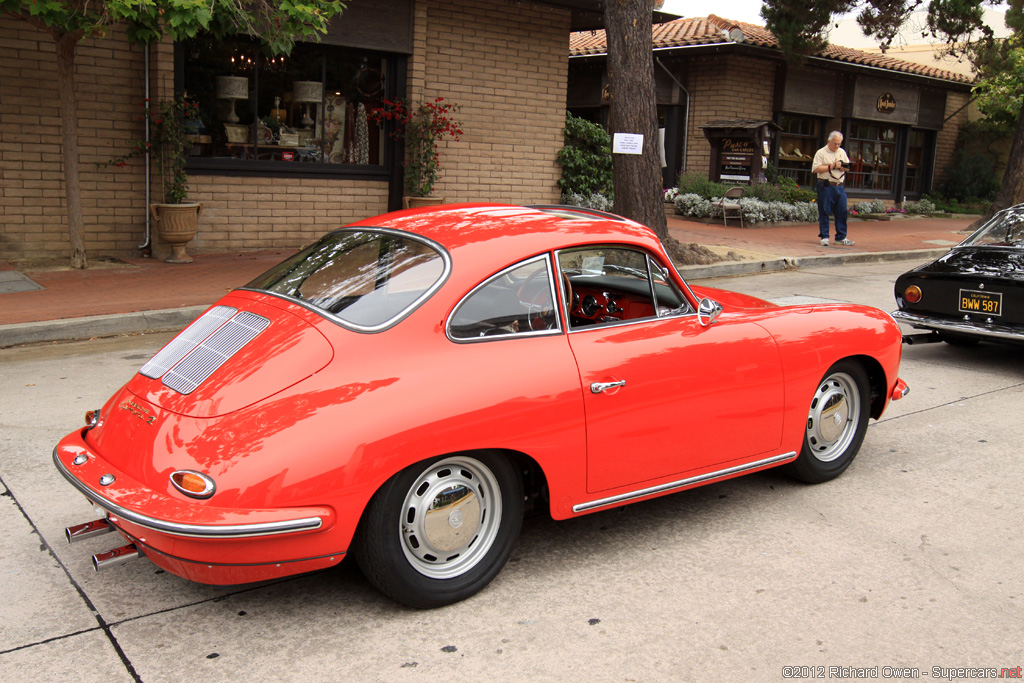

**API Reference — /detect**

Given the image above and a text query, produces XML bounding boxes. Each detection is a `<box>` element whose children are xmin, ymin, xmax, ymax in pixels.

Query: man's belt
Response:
<box><xmin>818</xmin><ymin>179</ymin><xmax>844</xmax><ymax>186</ymax></box>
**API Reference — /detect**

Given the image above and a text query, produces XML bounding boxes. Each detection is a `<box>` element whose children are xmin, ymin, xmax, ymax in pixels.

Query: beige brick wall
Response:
<box><xmin>683</xmin><ymin>54</ymin><xmax>777</xmax><ymax>177</ymax></box>
<box><xmin>181</xmin><ymin>177</ymin><xmax>389</xmax><ymax>253</ymax></box>
<box><xmin>0</xmin><ymin>19</ymin><xmax>147</xmax><ymax>261</ymax></box>
<box><xmin>2</xmin><ymin>1</ymin><xmax>570</xmax><ymax>261</ymax></box>
<box><xmin>411</xmin><ymin>0</ymin><xmax>569</xmax><ymax>204</ymax></box>
<box><xmin>934</xmin><ymin>90</ymin><xmax>969</xmax><ymax>188</ymax></box>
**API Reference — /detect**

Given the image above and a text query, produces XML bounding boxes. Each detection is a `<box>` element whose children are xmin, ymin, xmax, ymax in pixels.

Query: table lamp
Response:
<box><xmin>292</xmin><ymin>81</ymin><xmax>323</xmax><ymax>128</ymax></box>
<box><xmin>216</xmin><ymin>76</ymin><xmax>248</xmax><ymax>123</ymax></box>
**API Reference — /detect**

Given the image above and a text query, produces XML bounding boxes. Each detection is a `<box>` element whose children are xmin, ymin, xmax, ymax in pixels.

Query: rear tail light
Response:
<box><xmin>904</xmin><ymin>285</ymin><xmax>922</xmax><ymax>304</ymax></box>
<box><xmin>170</xmin><ymin>470</ymin><xmax>216</xmax><ymax>499</ymax></box>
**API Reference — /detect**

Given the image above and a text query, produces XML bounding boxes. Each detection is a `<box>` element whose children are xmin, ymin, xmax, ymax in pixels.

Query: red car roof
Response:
<box><xmin>346</xmin><ymin>203</ymin><xmax>664</xmax><ymax>258</ymax></box>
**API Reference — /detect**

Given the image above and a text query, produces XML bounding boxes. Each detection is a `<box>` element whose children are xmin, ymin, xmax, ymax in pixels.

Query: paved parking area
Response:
<box><xmin>2</xmin><ymin>260</ymin><xmax>1021</xmax><ymax>681</ymax></box>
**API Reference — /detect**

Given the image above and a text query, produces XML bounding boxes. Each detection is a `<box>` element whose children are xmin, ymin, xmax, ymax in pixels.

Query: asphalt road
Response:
<box><xmin>1</xmin><ymin>260</ymin><xmax>1022</xmax><ymax>682</ymax></box>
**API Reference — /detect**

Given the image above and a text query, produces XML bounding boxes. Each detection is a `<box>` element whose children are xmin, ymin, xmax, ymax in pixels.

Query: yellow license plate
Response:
<box><xmin>959</xmin><ymin>289</ymin><xmax>1002</xmax><ymax>316</ymax></box>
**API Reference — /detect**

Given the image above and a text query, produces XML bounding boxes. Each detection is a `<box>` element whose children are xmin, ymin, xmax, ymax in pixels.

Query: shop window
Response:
<box><xmin>180</xmin><ymin>36</ymin><xmax>396</xmax><ymax>173</ymax></box>
<box><xmin>776</xmin><ymin>115</ymin><xmax>820</xmax><ymax>188</ymax></box>
<box><xmin>845</xmin><ymin>121</ymin><xmax>898</xmax><ymax>192</ymax></box>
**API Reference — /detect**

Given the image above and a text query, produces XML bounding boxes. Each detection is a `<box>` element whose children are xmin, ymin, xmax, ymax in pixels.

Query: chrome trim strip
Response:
<box><xmin>53</xmin><ymin>449</ymin><xmax>323</xmax><ymax>539</ymax></box>
<box><xmin>892</xmin><ymin>310</ymin><xmax>1024</xmax><ymax>342</ymax></box>
<box><xmin>572</xmin><ymin>452</ymin><xmax>797</xmax><ymax>514</ymax></box>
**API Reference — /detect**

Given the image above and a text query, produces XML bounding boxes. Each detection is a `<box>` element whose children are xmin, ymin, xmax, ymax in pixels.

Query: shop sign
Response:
<box><xmin>876</xmin><ymin>92</ymin><xmax>897</xmax><ymax>114</ymax></box>
<box><xmin>719</xmin><ymin>137</ymin><xmax>754</xmax><ymax>181</ymax></box>
<box><xmin>721</xmin><ymin>155</ymin><xmax>752</xmax><ymax>182</ymax></box>
<box><xmin>721</xmin><ymin>138</ymin><xmax>757</xmax><ymax>155</ymax></box>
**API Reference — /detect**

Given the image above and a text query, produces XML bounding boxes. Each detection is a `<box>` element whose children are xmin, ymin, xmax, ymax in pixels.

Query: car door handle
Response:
<box><xmin>591</xmin><ymin>380</ymin><xmax>626</xmax><ymax>394</ymax></box>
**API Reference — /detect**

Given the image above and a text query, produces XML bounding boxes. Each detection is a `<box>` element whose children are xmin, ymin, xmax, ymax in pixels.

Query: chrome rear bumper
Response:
<box><xmin>892</xmin><ymin>310</ymin><xmax>1024</xmax><ymax>343</ymax></box>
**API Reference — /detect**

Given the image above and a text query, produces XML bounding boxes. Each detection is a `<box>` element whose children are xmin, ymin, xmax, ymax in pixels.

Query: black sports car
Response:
<box><xmin>894</xmin><ymin>204</ymin><xmax>1024</xmax><ymax>346</ymax></box>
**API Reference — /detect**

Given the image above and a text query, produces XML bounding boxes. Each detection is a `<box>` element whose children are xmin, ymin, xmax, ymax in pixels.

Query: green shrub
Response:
<box><xmin>556</xmin><ymin>113</ymin><xmax>613</xmax><ymax>198</ymax></box>
<box><xmin>853</xmin><ymin>199</ymin><xmax>886</xmax><ymax>214</ymax></box>
<box><xmin>562</xmin><ymin>191</ymin><xmax>614</xmax><ymax>212</ymax></box>
<box><xmin>677</xmin><ymin>173</ymin><xmax>815</xmax><ymax>204</ymax></box>
<box><xmin>677</xmin><ymin>171</ymin><xmax>729</xmax><ymax>199</ymax></box>
<box><xmin>673</xmin><ymin>193</ymin><xmax>711</xmax><ymax>217</ymax></box>
<box><xmin>938</xmin><ymin>149</ymin><xmax>1000</xmax><ymax>203</ymax></box>
<box><xmin>905</xmin><ymin>198</ymin><xmax>937</xmax><ymax>214</ymax></box>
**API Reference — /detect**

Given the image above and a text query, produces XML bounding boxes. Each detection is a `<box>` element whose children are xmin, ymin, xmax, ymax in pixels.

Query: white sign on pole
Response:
<box><xmin>612</xmin><ymin>133</ymin><xmax>644</xmax><ymax>155</ymax></box>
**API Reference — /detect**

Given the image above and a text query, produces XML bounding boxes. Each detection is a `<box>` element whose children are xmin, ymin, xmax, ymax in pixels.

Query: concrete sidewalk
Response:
<box><xmin>0</xmin><ymin>214</ymin><xmax>977</xmax><ymax>347</ymax></box>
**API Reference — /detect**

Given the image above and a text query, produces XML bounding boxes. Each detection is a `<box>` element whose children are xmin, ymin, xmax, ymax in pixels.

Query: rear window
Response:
<box><xmin>245</xmin><ymin>229</ymin><xmax>449</xmax><ymax>331</ymax></box>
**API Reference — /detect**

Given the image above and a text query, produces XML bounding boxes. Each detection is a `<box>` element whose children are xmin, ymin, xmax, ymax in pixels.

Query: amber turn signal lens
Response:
<box><xmin>170</xmin><ymin>470</ymin><xmax>216</xmax><ymax>499</ymax></box>
<box><xmin>904</xmin><ymin>285</ymin><xmax>923</xmax><ymax>304</ymax></box>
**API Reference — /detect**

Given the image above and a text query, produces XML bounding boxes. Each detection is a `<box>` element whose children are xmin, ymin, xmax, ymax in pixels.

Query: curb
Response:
<box><xmin>681</xmin><ymin>248</ymin><xmax>947</xmax><ymax>280</ymax></box>
<box><xmin>0</xmin><ymin>306</ymin><xmax>207</xmax><ymax>348</ymax></box>
<box><xmin>1</xmin><ymin>249</ymin><xmax>948</xmax><ymax>347</ymax></box>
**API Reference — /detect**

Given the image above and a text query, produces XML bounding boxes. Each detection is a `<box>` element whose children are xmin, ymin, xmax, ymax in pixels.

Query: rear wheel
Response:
<box><xmin>353</xmin><ymin>452</ymin><xmax>523</xmax><ymax>608</ymax></box>
<box><xmin>787</xmin><ymin>360</ymin><xmax>870</xmax><ymax>484</ymax></box>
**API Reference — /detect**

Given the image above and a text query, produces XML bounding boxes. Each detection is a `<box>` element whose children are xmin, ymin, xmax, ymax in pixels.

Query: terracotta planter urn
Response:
<box><xmin>403</xmin><ymin>196</ymin><xmax>446</xmax><ymax>209</ymax></box>
<box><xmin>150</xmin><ymin>203</ymin><xmax>202</xmax><ymax>263</ymax></box>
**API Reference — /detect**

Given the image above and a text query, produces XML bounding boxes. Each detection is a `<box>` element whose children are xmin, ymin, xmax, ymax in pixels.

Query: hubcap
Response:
<box><xmin>806</xmin><ymin>372</ymin><xmax>861</xmax><ymax>462</ymax></box>
<box><xmin>399</xmin><ymin>457</ymin><xmax>502</xmax><ymax>579</ymax></box>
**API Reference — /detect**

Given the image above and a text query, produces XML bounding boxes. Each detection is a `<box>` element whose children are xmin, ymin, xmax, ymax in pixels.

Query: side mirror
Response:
<box><xmin>697</xmin><ymin>298</ymin><xmax>723</xmax><ymax>327</ymax></box>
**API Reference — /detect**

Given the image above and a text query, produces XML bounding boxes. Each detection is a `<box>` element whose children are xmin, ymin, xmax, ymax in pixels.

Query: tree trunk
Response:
<box><xmin>966</xmin><ymin>98</ymin><xmax>1024</xmax><ymax>231</ymax></box>
<box><xmin>604</xmin><ymin>0</ymin><xmax>668</xmax><ymax>240</ymax></box>
<box><xmin>54</xmin><ymin>31</ymin><xmax>88</xmax><ymax>269</ymax></box>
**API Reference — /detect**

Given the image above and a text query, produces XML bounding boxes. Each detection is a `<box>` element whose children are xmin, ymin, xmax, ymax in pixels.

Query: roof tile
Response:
<box><xmin>569</xmin><ymin>15</ymin><xmax>973</xmax><ymax>84</ymax></box>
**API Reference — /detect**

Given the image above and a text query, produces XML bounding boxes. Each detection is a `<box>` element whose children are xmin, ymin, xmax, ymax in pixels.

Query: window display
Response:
<box><xmin>180</xmin><ymin>36</ymin><xmax>396</xmax><ymax>170</ymax></box>
<box><xmin>845</xmin><ymin>122</ymin><xmax>898</xmax><ymax>192</ymax></box>
<box><xmin>776</xmin><ymin>115</ymin><xmax>820</xmax><ymax>187</ymax></box>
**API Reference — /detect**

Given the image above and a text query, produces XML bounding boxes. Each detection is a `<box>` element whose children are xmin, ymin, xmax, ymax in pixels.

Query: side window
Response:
<box><xmin>650</xmin><ymin>261</ymin><xmax>693</xmax><ymax>316</ymax></box>
<box><xmin>448</xmin><ymin>257</ymin><xmax>559</xmax><ymax>340</ymax></box>
<box><xmin>559</xmin><ymin>247</ymin><xmax>691</xmax><ymax>329</ymax></box>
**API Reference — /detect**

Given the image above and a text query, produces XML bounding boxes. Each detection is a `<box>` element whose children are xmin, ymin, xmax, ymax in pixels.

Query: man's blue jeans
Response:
<box><xmin>817</xmin><ymin>181</ymin><xmax>848</xmax><ymax>240</ymax></box>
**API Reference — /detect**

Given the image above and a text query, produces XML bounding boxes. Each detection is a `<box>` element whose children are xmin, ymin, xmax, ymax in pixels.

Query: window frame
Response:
<box><xmin>241</xmin><ymin>227</ymin><xmax>451</xmax><ymax>333</ymax></box>
<box><xmin>175</xmin><ymin>39</ymin><xmax>407</xmax><ymax>191</ymax></box>
<box><xmin>775</xmin><ymin>113</ymin><xmax>824</xmax><ymax>188</ymax></box>
<box><xmin>446</xmin><ymin>254</ymin><xmax>564</xmax><ymax>344</ymax></box>
<box><xmin>557</xmin><ymin>245</ymin><xmax>695</xmax><ymax>333</ymax></box>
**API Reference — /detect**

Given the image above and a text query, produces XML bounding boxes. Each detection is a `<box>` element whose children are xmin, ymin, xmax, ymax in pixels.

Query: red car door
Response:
<box><xmin>567</xmin><ymin>308</ymin><xmax>785</xmax><ymax>494</ymax></box>
<box><xmin>561</xmin><ymin>248</ymin><xmax>782</xmax><ymax>493</ymax></box>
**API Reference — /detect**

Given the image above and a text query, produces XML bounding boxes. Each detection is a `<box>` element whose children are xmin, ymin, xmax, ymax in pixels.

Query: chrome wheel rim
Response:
<box><xmin>399</xmin><ymin>457</ymin><xmax>502</xmax><ymax>579</ymax></box>
<box><xmin>806</xmin><ymin>372</ymin><xmax>861</xmax><ymax>463</ymax></box>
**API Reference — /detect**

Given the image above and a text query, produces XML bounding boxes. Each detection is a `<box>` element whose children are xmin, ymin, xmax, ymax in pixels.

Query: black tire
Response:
<box><xmin>786</xmin><ymin>360</ymin><xmax>871</xmax><ymax>484</ymax></box>
<box><xmin>353</xmin><ymin>452</ymin><xmax>523</xmax><ymax>608</ymax></box>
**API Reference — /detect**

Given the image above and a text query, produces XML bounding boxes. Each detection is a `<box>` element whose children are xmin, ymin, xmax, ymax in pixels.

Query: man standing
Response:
<box><xmin>812</xmin><ymin>131</ymin><xmax>854</xmax><ymax>246</ymax></box>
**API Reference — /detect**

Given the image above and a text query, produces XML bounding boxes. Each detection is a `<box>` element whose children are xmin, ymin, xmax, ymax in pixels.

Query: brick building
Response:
<box><xmin>569</xmin><ymin>15</ymin><xmax>974</xmax><ymax>201</ymax></box>
<box><xmin>1</xmin><ymin>0</ymin><xmax>615</xmax><ymax>261</ymax></box>
<box><xmin>2</xmin><ymin>8</ymin><xmax>976</xmax><ymax>263</ymax></box>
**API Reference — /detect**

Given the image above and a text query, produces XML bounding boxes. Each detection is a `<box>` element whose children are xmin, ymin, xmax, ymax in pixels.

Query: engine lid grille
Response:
<box><xmin>140</xmin><ymin>307</ymin><xmax>270</xmax><ymax>395</ymax></box>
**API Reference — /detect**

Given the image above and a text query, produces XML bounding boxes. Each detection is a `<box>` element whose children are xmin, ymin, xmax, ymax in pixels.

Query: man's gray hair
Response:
<box><xmin>828</xmin><ymin>130</ymin><xmax>843</xmax><ymax>142</ymax></box>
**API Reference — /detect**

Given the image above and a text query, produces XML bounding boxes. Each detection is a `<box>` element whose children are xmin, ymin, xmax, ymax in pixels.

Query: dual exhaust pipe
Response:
<box><xmin>65</xmin><ymin>518</ymin><xmax>143</xmax><ymax>571</ymax></box>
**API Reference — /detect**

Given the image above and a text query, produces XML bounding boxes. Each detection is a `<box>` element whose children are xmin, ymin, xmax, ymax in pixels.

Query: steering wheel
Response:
<box><xmin>516</xmin><ymin>270</ymin><xmax>557</xmax><ymax>330</ymax></box>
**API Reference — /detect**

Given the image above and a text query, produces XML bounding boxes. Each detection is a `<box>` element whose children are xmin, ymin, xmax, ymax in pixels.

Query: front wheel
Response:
<box><xmin>786</xmin><ymin>360</ymin><xmax>870</xmax><ymax>484</ymax></box>
<box><xmin>353</xmin><ymin>452</ymin><xmax>523</xmax><ymax>608</ymax></box>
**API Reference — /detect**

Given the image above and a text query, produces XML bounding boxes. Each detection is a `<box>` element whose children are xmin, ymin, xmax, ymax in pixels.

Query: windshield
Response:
<box><xmin>245</xmin><ymin>229</ymin><xmax>449</xmax><ymax>331</ymax></box>
<box><xmin>961</xmin><ymin>206</ymin><xmax>1024</xmax><ymax>248</ymax></box>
